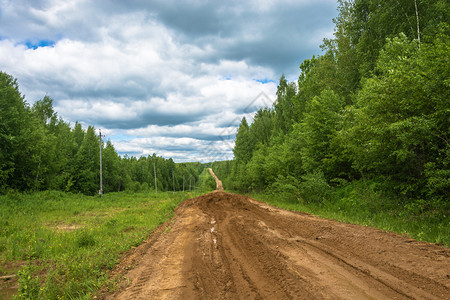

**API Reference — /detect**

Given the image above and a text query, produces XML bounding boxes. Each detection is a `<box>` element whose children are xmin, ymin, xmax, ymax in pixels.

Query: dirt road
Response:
<box><xmin>208</xmin><ymin>168</ymin><xmax>223</xmax><ymax>191</ymax></box>
<box><xmin>105</xmin><ymin>185</ymin><xmax>449</xmax><ymax>299</ymax></box>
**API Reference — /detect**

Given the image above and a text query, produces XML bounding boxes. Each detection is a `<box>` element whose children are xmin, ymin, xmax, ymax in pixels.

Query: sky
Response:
<box><xmin>0</xmin><ymin>0</ymin><xmax>338</xmax><ymax>162</ymax></box>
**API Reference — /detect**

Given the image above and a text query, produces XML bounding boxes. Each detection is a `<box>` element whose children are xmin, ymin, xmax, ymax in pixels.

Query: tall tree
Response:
<box><xmin>73</xmin><ymin>126</ymin><xmax>100</xmax><ymax>195</ymax></box>
<box><xmin>102</xmin><ymin>140</ymin><xmax>121</xmax><ymax>192</ymax></box>
<box><xmin>233</xmin><ymin>117</ymin><xmax>253</xmax><ymax>164</ymax></box>
<box><xmin>274</xmin><ymin>75</ymin><xmax>297</xmax><ymax>135</ymax></box>
<box><xmin>0</xmin><ymin>72</ymin><xmax>45</xmax><ymax>191</ymax></box>
<box><xmin>345</xmin><ymin>31</ymin><xmax>449</xmax><ymax>200</ymax></box>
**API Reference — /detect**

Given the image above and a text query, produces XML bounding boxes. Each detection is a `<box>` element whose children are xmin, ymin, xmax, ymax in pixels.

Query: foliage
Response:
<box><xmin>0</xmin><ymin>190</ymin><xmax>204</xmax><ymax>299</ymax></box>
<box><xmin>0</xmin><ymin>75</ymin><xmax>205</xmax><ymax>195</ymax></box>
<box><xmin>15</xmin><ymin>265</ymin><xmax>40</xmax><ymax>299</ymax></box>
<box><xmin>298</xmin><ymin>171</ymin><xmax>332</xmax><ymax>204</ymax></box>
<box><xmin>345</xmin><ymin>29</ymin><xmax>449</xmax><ymax>202</ymax></box>
<box><xmin>0</xmin><ymin>72</ymin><xmax>45</xmax><ymax>192</ymax></box>
<box><xmin>224</xmin><ymin>3</ymin><xmax>449</xmax><ymax>221</ymax></box>
<box><xmin>197</xmin><ymin>168</ymin><xmax>217</xmax><ymax>191</ymax></box>
<box><xmin>267</xmin><ymin>175</ymin><xmax>301</xmax><ymax>203</ymax></box>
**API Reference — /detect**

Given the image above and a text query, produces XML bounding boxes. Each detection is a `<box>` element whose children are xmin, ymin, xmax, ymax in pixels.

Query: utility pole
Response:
<box><xmin>99</xmin><ymin>129</ymin><xmax>103</xmax><ymax>198</ymax></box>
<box><xmin>154</xmin><ymin>163</ymin><xmax>157</xmax><ymax>193</ymax></box>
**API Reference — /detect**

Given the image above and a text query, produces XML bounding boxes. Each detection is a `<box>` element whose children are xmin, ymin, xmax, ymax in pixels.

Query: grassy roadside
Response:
<box><xmin>239</xmin><ymin>189</ymin><xmax>449</xmax><ymax>247</ymax></box>
<box><xmin>0</xmin><ymin>189</ymin><xmax>207</xmax><ymax>299</ymax></box>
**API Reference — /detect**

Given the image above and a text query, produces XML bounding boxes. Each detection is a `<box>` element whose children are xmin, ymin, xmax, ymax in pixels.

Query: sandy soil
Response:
<box><xmin>104</xmin><ymin>174</ymin><xmax>449</xmax><ymax>299</ymax></box>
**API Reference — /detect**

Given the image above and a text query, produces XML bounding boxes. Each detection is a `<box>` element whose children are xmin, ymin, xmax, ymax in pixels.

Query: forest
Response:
<box><xmin>1</xmin><ymin>0</ymin><xmax>449</xmax><ymax>213</ymax></box>
<box><xmin>0</xmin><ymin>79</ymin><xmax>203</xmax><ymax>195</ymax></box>
<box><xmin>214</xmin><ymin>0</ymin><xmax>449</xmax><ymax>219</ymax></box>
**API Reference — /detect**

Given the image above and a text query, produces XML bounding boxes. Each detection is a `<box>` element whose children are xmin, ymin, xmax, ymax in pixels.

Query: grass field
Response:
<box><xmin>0</xmin><ymin>189</ymin><xmax>207</xmax><ymax>299</ymax></box>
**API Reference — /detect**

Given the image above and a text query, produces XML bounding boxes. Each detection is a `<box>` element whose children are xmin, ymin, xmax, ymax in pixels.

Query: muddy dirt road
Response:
<box><xmin>106</xmin><ymin>189</ymin><xmax>449</xmax><ymax>299</ymax></box>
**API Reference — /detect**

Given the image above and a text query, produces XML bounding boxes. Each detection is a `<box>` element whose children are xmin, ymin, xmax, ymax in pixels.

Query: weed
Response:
<box><xmin>163</xmin><ymin>225</ymin><xmax>172</xmax><ymax>234</ymax></box>
<box><xmin>15</xmin><ymin>265</ymin><xmax>40</xmax><ymax>299</ymax></box>
<box><xmin>0</xmin><ymin>190</ymin><xmax>203</xmax><ymax>299</ymax></box>
<box><xmin>76</xmin><ymin>231</ymin><xmax>96</xmax><ymax>248</ymax></box>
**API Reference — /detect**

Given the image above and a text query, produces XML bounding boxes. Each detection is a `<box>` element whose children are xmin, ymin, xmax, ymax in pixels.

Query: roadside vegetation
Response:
<box><xmin>0</xmin><ymin>187</ymin><xmax>214</xmax><ymax>299</ymax></box>
<box><xmin>212</xmin><ymin>1</ymin><xmax>449</xmax><ymax>247</ymax></box>
<box><xmin>213</xmin><ymin>159</ymin><xmax>449</xmax><ymax>246</ymax></box>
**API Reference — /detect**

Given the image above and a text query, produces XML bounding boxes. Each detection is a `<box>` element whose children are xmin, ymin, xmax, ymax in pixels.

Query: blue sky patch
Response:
<box><xmin>254</xmin><ymin>78</ymin><xmax>275</xmax><ymax>84</ymax></box>
<box><xmin>24</xmin><ymin>39</ymin><xmax>56</xmax><ymax>49</ymax></box>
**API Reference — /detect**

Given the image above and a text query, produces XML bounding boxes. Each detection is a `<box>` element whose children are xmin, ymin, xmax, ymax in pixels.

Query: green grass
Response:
<box><xmin>240</xmin><ymin>185</ymin><xmax>449</xmax><ymax>247</ymax></box>
<box><xmin>0</xmin><ymin>189</ymin><xmax>207</xmax><ymax>299</ymax></box>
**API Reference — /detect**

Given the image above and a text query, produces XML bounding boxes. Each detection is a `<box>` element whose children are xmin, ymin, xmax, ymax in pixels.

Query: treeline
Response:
<box><xmin>218</xmin><ymin>0</ymin><xmax>449</xmax><ymax>216</ymax></box>
<box><xmin>0</xmin><ymin>73</ymin><xmax>202</xmax><ymax>195</ymax></box>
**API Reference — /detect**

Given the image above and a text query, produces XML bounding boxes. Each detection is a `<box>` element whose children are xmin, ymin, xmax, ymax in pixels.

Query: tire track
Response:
<box><xmin>104</xmin><ymin>191</ymin><xmax>450</xmax><ymax>299</ymax></box>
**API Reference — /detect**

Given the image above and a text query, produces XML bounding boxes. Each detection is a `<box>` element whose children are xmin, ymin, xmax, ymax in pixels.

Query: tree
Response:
<box><xmin>233</xmin><ymin>117</ymin><xmax>254</xmax><ymax>164</ymax></box>
<box><xmin>298</xmin><ymin>90</ymin><xmax>346</xmax><ymax>179</ymax></box>
<box><xmin>32</xmin><ymin>96</ymin><xmax>57</xmax><ymax>130</ymax></box>
<box><xmin>0</xmin><ymin>72</ymin><xmax>46</xmax><ymax>191</ymax></box>
<box><xmin>0</xmin><ymin>72</ymin><xmax>25</xmax><ymax>190</ymax></box>
<box><xmin>274</xmin><ymin>75</ymin><xmax>297</xmax><ymax>135</ymax></box>
<box><xmin>249</xmin><ymin>108</ymin><xmax>275</xmax><ymax>146</ymax></box>
<box><xmin>73</xmin><ymin>126</ymin><xmax>100</xmax><ymax>195</ymax></box>
<box><xmin>345</xmin><ymin>31</ymin><xmax>449</xmax><ymax>200</ymax></box>
<box><xmin>102</xmin><ymin>140</ymin><xmax>121</xmax><ymax>192</ymax></box>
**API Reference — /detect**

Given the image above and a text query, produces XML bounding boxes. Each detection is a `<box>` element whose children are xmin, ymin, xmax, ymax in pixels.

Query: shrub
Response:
<box><xmin>299</xmin><ymin>170</ymin><xmax>331</xmax><ymax>204</ymax></box>
<box><xmin>267</xmin><ymin>175</ymin><xmax>301</xmax><ymax>203</ymax></box>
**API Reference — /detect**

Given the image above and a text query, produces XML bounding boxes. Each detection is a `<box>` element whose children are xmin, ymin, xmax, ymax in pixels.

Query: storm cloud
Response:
<box><xmin>0</xmin><ymin>0</ymin><xmax>337</xmax><ymax>161</ymax></box>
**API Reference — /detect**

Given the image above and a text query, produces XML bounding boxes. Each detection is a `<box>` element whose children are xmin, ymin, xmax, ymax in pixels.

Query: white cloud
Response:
<box><xmin>0</xmin><ymin>0</ymin><xmax>337</xmax><ymax>161</ymax></box>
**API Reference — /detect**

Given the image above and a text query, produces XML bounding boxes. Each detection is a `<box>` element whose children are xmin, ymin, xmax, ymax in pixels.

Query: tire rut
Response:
<box><xmin>104</xmin><ymin>191</ymin><xmax>450</xmax><ymax>299</ymax></box>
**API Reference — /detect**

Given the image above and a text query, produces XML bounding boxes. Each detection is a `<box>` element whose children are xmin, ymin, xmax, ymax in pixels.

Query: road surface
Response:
<box><xmin>105</xmin><ymin>173</ymin><xmax>449</xmax><ymax>299</ymax></box>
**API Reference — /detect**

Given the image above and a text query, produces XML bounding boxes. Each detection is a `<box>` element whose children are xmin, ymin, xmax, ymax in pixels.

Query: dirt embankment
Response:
<box><xmin>105</xmin><ymin>192</ymin><xmax>450</xmax><ymax>299</ymax></box>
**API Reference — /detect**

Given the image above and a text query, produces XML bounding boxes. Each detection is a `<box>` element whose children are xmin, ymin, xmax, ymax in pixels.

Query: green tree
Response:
<box><xmin>274</xmin><ymin>75</ymin><xmax>297</xmax><ymax>135</ymax></box>
<box><xmin>102</xmin><ymin>140</ymin><xmax>121</xmax><ymax>192</ymax></box>
<box><xmin>73</xmin><ymin>126</ymin><xmax>100</xmax><ymax>195</ymax></box>
<box><xmin>299</xmin><ymin>90</ymin><xmax>346</xmax><ymax>179</ymax></box>
<box><xmin>0</xmin><ymin>72</ymin><xmax>46</xmax><ymax>191</ymax></box>
<box><xmin>345</xmin><ymin>31</ymin><xmax>449</xmax><ymax>201</ymax></box>
<box><xmin>32</xmin><ymin>96</ymin><xmax>57</xmax><ymax>130</ymax></box>
<box><xmin>233</xmin><ymin>117</ymin><xmax>254</xmax><ymax>164</ymax></box>
<box><xmin>249</xmin><ymin>108</ymin><xmax>275</xmax><ymax>146</ymax></box>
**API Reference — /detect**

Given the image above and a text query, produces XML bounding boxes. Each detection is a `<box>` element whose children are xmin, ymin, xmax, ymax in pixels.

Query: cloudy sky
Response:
<box><xmin>0</xmin><ymin>0</ymin><xmax>337</xmax><ymax>162</ymax></box>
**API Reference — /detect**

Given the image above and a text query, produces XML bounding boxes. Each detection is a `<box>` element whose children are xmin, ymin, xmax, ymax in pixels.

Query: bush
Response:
<box><xmin>267</xmin><ymin>175</ymin><xmax>301</xmax><ymax>203</ymax></box>
<box><xmin>299</xmin><ymin>170</ymin><xmax>331</xmax><ymax>204</ymax></box>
